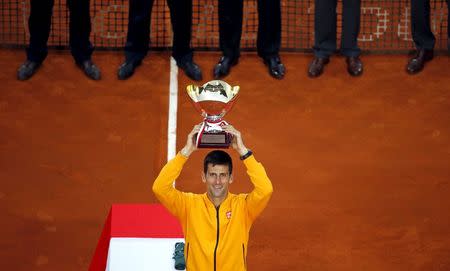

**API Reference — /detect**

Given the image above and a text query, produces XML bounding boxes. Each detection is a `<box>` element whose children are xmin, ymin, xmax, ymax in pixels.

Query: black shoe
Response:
<box><xmin>117</xmin><ymin>59</ymin><xmax>142</xmax><ymax>80</ymax></box>
<box><xmin>406</xmin><ymin>49</ymin><xmax>434</xmax><ymax>74</ymax></box>
<box><xmin>346</xmin><ymin>56</ymin><xmax>363</xmax><ymax>76</ymax></box>
<box><xmin>263</xmin><ymin>56</ymin><xmax>285</xmax><ymax>79</ymax></box>
<box><xmin>213</xmin><ymin>56</ymin><xmax>238</xmax><ymax>79</ymax></box>
<box><xmin>308</xmin><ymin>57</ymin><xmax>329</xmax><ymax>78</ymax></box>
<box><xmin>178</xmin><ymin>60</ymin><xmax>202</xmax><ymax>81</ymax></box>
<box><xmin>78</xmin><ymin>60</ymin><xmax>101</xmax><ymax>80</ymax></box>
<box><xmin>17</xmin><ymin>60</ymin><xmax>41</xmax><ymax>81</ymax></box>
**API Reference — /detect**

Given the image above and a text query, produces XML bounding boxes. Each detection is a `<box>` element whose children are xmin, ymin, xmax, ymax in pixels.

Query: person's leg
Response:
<box><xmin>213</xmin><ymin>0</ymin><xmax>243</xmax><ymax>79</ymax></box>
<box><xmin>26</xmin><ymin>0</ymin><xmax>54</xmax><ymax>63</ymax></box>
<box><xmin>167</xmin><ymin>0</ymin><xmax>201</xmax><ymax>80</ymax></box>
<box><xmin>256</xmin><ymin>0</ymin><xmax>281</xmax><ymax>58</ymax></box>
<box><xmin>124</xmin><ymin>0</ymin><xmax>154</xmax><ymax>62</ymax></box>
<box><xmin>312</xmin><ymin>0</ymin><xmax>337</xmax><ymax>58</ymax></box>
<box><xmin>256</xmin><ymin>0</ymin><xmax>285</xmax><ymax>79</ymax></box>
<box><xmin>18</xmin><ymin>0</ymin><xmax>53</xmax><ymax>80</ymax></box>
<box><xmin>341</xmin><ymin>0</ymin><xmax>362</xmax><ymax>76</ymax></box>
<box><xmin>118</xmin><ymin>0</ymin><xmax>154</xmax><ymax>79</ymax></box>
<box><xmin>218</xmin><ymin>0</ymin><xmax>243</xmax><ymax>60</ymax></box>
<box><xmin>167</xmin><ymin>0</ymin><xmax>192</xmax><ymax>62</ymax></box>
<box><xmin>67</xmin><ymin>0</ymin><xmax>100</xmax><ymax>80</ymax></box>
<box><xmin>340</xmin><ymin>0</ymin><xmax>361</xmax><ymax>57</ymax></box>
<box><xmin>447</xmin><ymin>0</ymin><xmax>449</xmax><ymax>51</ymax></box>
<box><xmin>67</xmin><ymin>0</ymin><xmax>94</xmax><ymax>63</ymax></box>
<box><xmin>407</xmin><ymin>0</ymin><xmax>435</xmax><ymax>74</ymax></box>
<box><xmin>309</xmin><ymin>0</ymin><xmax>336</xmax><ymax>77</ymax></box>
<box><xmin>411</xmin><ymin>0</ymin><xmax>435</xmax><ymax>50</ymax></box>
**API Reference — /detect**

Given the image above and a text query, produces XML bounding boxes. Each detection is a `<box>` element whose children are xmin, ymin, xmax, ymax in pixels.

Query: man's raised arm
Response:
<box><xmin>222</xmin><ymin>125</ymin><xmax>273</xmax><ymax>221</ymax></box>
<box><xmin>152</xmin><ymin>125</ymin><xmax>201</xmax><ymax>218</ymax></box>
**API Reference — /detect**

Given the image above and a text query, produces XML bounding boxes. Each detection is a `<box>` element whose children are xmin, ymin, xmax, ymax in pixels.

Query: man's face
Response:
<box><xmin>202</xmin><ymin>163</ymin><xmax>233</xmax><ymax>201</ymax></box>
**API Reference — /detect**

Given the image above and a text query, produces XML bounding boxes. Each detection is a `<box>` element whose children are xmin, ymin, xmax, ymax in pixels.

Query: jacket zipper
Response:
<box><xmin>186</xmin><ymin>242</ymin><xmax>189</xmax><ymax>269</ymax></box>
<box><xmin>213</xmin><ymin>205</ymin><xmax>220</xmax><ymax>271</ymax></box>
<box><xmin>242</xmin><ymin>243</ymin><xmax>247</xmax><ymax>270</ymax></box>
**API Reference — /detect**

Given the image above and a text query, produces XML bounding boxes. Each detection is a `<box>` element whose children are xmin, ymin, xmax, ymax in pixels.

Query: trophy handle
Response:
<box><xmin>231</xmin><ymin>86</ymin><xmax>240</xmax><ymax>96</ymax></box>
<box><xmin>187</xmin><ymin>85</ymin><xmax>209</xmax><ymax>117</ymax></box>
<box><xmin>219</xmin><ymin>85</ymin><xmax>239</xmax><ymax>117</ymax></box>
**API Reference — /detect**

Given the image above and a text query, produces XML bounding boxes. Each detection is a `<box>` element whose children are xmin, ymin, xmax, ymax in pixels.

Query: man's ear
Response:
<box><xmin>201</xmin><ymin>171</ymin><xmax>206</xmax><ymax>183</ymax></box>
<box><xmin>229</xmin><ymin>174</ymin><xmax>233</xmax><ymax>184</ymax></box>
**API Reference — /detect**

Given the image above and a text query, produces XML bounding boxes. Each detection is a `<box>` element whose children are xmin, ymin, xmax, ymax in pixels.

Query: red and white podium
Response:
<box><xmin>89</xmin><ymin>204</ymin><xmax>184</xmax><ymax>271</ymax></box>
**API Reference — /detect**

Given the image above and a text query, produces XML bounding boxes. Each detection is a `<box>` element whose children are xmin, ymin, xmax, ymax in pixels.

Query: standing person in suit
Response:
<box><xmin>308</xmin><ymin>0</ymin><xmax>363</xmax><ymax>77</ymax></box>
<box><xmin>117</xmin><ymin>0</ymin><xmax>202</xmax><ymax>81</ymax></box>
<box><xmin>17</xmin><ymin>0</ymin><xmax>101</xmax><ymax>81</ymax></box>
<box><xmin>213</xmin><ymin>0</ymin><xmax>286</xmax><ymax>80</ymax></box>
<box><xmin>406</xmin><ymin>0</ymin><xmax>449</xmax><ymax>74</ymax></box>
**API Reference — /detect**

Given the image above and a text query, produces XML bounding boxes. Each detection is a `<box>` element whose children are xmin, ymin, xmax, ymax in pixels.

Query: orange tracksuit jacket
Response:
<box><xmin>152</xmin><ymin>153</ymin><xmax>273</xmax><ymax>271</ymax></box>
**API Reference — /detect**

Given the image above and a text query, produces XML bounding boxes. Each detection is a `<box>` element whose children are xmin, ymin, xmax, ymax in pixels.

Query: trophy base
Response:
<box><xmin>195</xmin><ymin>132</ymin><xmax>232</xmax><ymax>148</ymax></box>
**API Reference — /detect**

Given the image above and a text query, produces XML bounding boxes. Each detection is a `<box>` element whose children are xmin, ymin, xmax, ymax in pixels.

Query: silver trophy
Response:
<box><xmin>186</xmin><ymin>80</ymin><xmax>240</xmax><ymax>148</ymax></box>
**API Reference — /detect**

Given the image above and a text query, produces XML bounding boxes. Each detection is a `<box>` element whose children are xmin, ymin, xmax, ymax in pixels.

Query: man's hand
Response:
<box><xmin>180</xmin><ymin>124</ymin><xmax>202</xmax><ymax>157</ymax></box>
<box><xmin>222</xmin><ymin>125</ymin><xmax>249</xmax><ymax>156</ymax></box>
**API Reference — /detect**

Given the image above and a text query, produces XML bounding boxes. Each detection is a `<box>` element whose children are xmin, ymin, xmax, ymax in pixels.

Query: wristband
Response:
<box><xmin>239</xmin><ymin>150</ymin><xmax>253</xmax><ymax>160</ymax></box>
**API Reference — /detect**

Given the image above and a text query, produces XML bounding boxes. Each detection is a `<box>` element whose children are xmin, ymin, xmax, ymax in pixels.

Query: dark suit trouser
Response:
<box><xmin>26</xmin><ymin>0</ymin><xmax>93</xmax><ymax>63</ymax></box>
<box><xmin>411</xmin><ymin>0</ymin><xmax>449</xmax><ymax>50</ymax></box>
<box><xmin>124</xmin><ymin>0</ymin><xmax>193</xmax><ymax>63</ymax></box>
<box><xmin>313</xmin><ymin>0</ymin><xmax>361</xmax><ymax>58</ymax></box>
<box><xmin>218</xmin><ymin>0</ymin><xmax>281</xmax><ymax>60</ymax></box>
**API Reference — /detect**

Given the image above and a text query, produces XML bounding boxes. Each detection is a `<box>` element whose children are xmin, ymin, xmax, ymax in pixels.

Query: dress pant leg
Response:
<box><xmin>67</xmin><ymin>0</ymin><xmax>94</xmax><ymax>63</ymax></box>
<box><xmin>167</xmin><ymin>0</ymin><xmax>193</xmax><ymax>62</ymax></box>
<box><xmin>218</xmin><ymin>0</ymin><xmax>243</xmax><ymax>59</ymax></box>
<box><xmin>411</xmin><ymin>0</ymin><xmax>435</xmax><ymax>50</ymax></box>
<box><xmin>312</xmin><ymin>0</ymin><xmax>337</xmax><ymax>58</ymax></box>
<box><xmin>340</xmin><ymin>0</ymin><xmax>361</xmax><ymax>57</ymax></box>
<box><xmin>447</xmin><ymin>0</ymin><xmax>450</xmax><ymax>51</ymax></box>
<box><xmin>256</xmin><ymin>0</ymin><xmax>281</xmax><ymax>58</ymax></box>
<box><xmin>26</xmin><ymin>0</ymin><xmax>54</xmax><ymax>63</ymax></box>
<box><xmin>124</xmin><ymin>0</ymin><xmax>155</xmax><ymax>62</ymax></box>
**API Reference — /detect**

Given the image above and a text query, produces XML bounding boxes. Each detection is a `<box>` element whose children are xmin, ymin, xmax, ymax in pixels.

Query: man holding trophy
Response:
<box><xmin>152</xmin><ymin>80</ymin><xmax>273</xmax><ymax>270</ymax></box>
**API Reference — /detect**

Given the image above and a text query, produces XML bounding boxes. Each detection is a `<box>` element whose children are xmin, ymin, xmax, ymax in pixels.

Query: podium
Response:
<box><xmin>89</xmin><ymin>204</ymin><xmax>184</xmax><ymax>271</ymax></box>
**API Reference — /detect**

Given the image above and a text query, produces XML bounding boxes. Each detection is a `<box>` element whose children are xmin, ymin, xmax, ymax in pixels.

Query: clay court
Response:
<box><xmin>1</xmin><ymin>1</ymin><xmax>450</xmax><ymax>271</ymax></box>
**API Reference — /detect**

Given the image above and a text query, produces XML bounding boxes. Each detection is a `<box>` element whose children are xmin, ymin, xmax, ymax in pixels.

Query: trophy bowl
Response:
<box><xmin>186</xmin><ymin>80</ymin><xmax>240</xmax><ymax>148</ymax></box>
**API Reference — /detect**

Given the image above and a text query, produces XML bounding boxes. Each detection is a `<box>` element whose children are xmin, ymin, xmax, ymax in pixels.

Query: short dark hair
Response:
<box><xmin>203</xmin><ymin>150</ymin><xmax>233</xmax><ymax>174</ymax></box>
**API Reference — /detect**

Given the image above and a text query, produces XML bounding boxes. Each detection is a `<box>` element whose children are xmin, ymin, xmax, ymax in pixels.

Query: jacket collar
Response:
<box><xmin>203</xmin><ymin>192</ymin><xmax>232</xmax><ymax>209</ymax></box>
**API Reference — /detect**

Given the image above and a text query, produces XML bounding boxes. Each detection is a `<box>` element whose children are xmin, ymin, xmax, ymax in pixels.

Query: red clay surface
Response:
<box><xmin>1</xmin><ymin>48</ymin><xmax>450</xmax><ymax>271</ymax></box>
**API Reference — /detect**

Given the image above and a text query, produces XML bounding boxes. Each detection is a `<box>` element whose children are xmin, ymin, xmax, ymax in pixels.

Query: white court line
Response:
<box><xmin>167</xmin><ymin>57</ymin><xmax>178</xmax><ymax>162</ymax></box>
